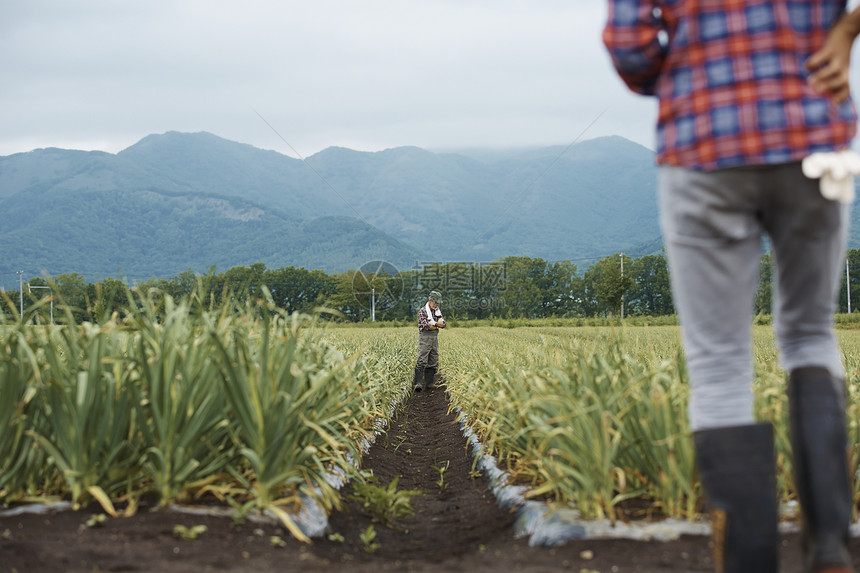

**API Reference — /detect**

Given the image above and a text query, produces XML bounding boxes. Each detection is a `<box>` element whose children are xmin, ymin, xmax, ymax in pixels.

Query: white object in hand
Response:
<box><xmin>801</xmin><ymin>150</ymin><xmax>860</xmax><ymax>204</ymax></box>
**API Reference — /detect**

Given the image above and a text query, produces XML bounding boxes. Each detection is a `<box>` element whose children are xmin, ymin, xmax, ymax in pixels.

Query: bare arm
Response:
<box><xmin>807</xmin><ymin>6</ymin><xmax>860</xmax><ymax>103</ymax></box>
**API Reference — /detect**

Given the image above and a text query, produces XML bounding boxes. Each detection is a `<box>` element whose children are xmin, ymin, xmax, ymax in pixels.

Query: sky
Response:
<box><xmin>0</xmin><ymin>0</ymin><xmax>662</xmax><ymax>159</ymax></box>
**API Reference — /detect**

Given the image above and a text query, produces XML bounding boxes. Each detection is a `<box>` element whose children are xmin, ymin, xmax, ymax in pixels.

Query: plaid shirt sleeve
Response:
<box><xmin>602</xmin><ymin>0</ymin><xmax>668</xmax><ymax>95</ymax></box>
<box><xmin>603</xmin><ymin>0</ymin><xmax>857</xmax><ymax>170</ymax></box>
<box><xmin>417</xmin><ymin>307</ymin><xmax>429</xmax><ymax>331</ymax></box>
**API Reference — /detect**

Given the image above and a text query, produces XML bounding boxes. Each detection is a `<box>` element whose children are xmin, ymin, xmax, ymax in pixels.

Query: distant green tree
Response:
<box><xmin>392</xmin><ymin>270</ymin><xmax>423</xmax><ymax>321</ymax></box>
<box><xmin>221</xmin><ymin>263</ymin><xmax>267</xmax><ymax>300</ymax></box>
<box><xmin>0</xmin><ymin>288</ymin><xmax>21</xmax><ymax>320</ymax></box>
<box><xmin>326</xmin><ymin>270</ymin><xmax>366</xmax><ymax>322</ymax></box>
<box><xmin>164</xmin><ymin>269</ymin><xmax>199</xmax><ymax>301</ymax></box>
<box><xmin>52</xmin><ymin>272</ymin><xmax>89</xmax><ymax>323</ymax></box>
<box><xmin>425</xmin><ymin>262</ymin><xmax>502</xmax><ymax>320</ymax></box>
<box><xmin>626</xmin><ymin>254</ymin><xmax>673</xmax><ymax>316</ymax></box>
<box><xmin>584</xmin><ymin>253</ymin><xmax>633</xmax><ymax>317</ymax></box>
<box><xmin>538</xmin><ymin>260</ymin><xmax>579</xmax><ymax>316</ymax></box>
<box><xmin>572</xmin><ymin>273</ymin><xmax>599</xmax><ymax>318</ymax></box>
<box><xmin>468</xmin><ymin>262</ymin><xmax>505</xmax><ymax>320</ymax></box>
<box><xmin>346</xmin><ymin>267</ymin><xmax>404</xmax><ymax>322</ymax></box>
<box><xmin>265</xmin><ymin>266</ymin><xmax>338</xmax><ymax>315</ymax></box>
<box><xmin>368</xmin><ymin>270</ymin><xmax>408</xmax><ymax>321</ymax></box>
<box><xmin>88</xmin><ymin>277</ymin><xmax>129</xmax><ymax>322</ymax></box>
<box><xmin>499</xmin><ymin>256</ymin><xmax>546</xmax><ymax>318</ymax></box>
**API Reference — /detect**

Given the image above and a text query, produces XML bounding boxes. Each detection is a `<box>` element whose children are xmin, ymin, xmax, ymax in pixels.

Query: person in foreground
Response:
<box><xmin>604</xmin><ymin>1</ymin><xmax>860</xmax><ymax>571</ymax></box>
<box><xmin>414</xmin><ymin>290</ymin><xmax>445</xmax><ymax>393</ymax></box>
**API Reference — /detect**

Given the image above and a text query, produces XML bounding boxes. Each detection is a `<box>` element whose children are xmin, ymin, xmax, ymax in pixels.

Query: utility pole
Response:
<box><xmin>620</xmin><ymin>253</ymin><xmax>625</xmax><ymax>320</ymax></box>
<box><xmin>371</xmin><ymin>287</ymin><xmax>376</xmax><ymax>322</ymax></box>
<box><xmin>848</xmin><ymin>258</ymin><xmax>852</xmax><ymax>314</ymax></box>
<box><xmin>17</xmin><ymin>270</ymin><xmax>23</xmax><ymax>317</ymax></box>
<box><xmin>27</xmin><ymin>283</ymin><xmax>53</xmax><ymax>325</ymax></box>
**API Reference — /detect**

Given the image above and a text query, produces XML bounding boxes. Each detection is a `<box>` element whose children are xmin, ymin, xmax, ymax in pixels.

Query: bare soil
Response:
<box><xmin>2</xmin><ymin>379</ymin><xmax>859</xmax><ymax>573</ymax></box>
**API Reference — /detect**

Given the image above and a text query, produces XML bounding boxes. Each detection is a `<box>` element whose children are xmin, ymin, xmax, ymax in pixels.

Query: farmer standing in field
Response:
<box><xmin>414</xmin><ymin>290</ymin><xmax>445</xmax><ymax>392</ymax></box>
<box><xmin>604</xmin><ymin>2</ymin><xmax>860</xmax><ymax>572</ymax></box>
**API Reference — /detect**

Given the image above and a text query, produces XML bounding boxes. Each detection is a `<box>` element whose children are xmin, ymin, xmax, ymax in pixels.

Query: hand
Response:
<box><xmin>437</xmin><ymin>319</ymin><xmax>446</xmax><ymax>328</ymax></box>
<box><xmin>806</xmin><ymin>9</ymin><xmax>860</xmax><ymax>103</ymax></box>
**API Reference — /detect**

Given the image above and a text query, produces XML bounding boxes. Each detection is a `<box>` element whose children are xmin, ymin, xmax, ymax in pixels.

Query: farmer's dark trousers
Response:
<box><xmin>416</xmin><ymin>330</ymin><xmax>438</xmax><ymax>370</ymax></box>
<box><xmin>659</xmin><ymin>163</ymin><xmax>849</xmax><ymax>431</ymax></box>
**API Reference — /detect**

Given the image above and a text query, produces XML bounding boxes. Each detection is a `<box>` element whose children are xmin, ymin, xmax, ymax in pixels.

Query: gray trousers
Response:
<box><xmin>416</xmin><ymin>330</ymin><xmax>439</xmax><ymax>370</ymax></box>
<box><xmin>658</xmin><ymin>163</ymin><xmax>849</xmax><ymax>431</ymax></box>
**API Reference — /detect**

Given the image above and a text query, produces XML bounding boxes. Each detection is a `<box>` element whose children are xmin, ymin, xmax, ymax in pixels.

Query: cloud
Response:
<box><xmin>0</xmin><ymin>0</ymin><xmax>657</xmax><ymax>156</ymax></box>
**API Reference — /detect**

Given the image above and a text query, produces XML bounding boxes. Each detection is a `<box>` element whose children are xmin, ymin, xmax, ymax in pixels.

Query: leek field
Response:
<box><xmin>3</xmin><ymin>290</ymin><xmax>860</xmax><ymax>537</ymax></box>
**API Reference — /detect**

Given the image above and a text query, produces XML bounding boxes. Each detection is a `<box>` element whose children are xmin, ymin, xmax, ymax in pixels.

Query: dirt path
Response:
<box><xmin>309</xmin><ymin>383</ymin><xmax>518</xmax><ymax>564</ymax></box>
<box><xmin>1</xmin><ymin>381</ymin><xmax>858</xmax><ymax>572</ymax></box>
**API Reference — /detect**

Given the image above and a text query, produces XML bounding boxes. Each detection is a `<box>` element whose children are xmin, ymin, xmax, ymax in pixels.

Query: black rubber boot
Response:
<box><xmin>413</xmin><ymin>366</ymin><xmax>425</xmax><ymax>393</ymax></box>
<box><xmin>788</xmin><ymin>367</ymin><xmax>854</xmax><ymax>573</ymax></box>
<box><xmin>694</xmin><ymin>423</ymin><xmax>779</xmax><ymax>573</ymax></box>
<box><xmin>423</xmin><ymin>367</ymin><xmax>437</xmax><ymax>390</ymax></box>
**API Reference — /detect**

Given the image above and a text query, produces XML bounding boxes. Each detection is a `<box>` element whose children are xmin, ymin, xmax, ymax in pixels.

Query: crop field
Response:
<box><xmin>0</xmin><ymin>294</ymin><xmax>412</xmax><ymax>542</ymax></box>
<box><xmin>336</xmin><ymin>323</ymin><xmax>860</xmax><ymax>522</ymax></box>
<box><xmin>440</xmin><ymin>325</ymin><xmax>860</xmax><ymax>522</ymax></box>
<box><xmin>3</xmin><ymin>293</ymin><xmax>860</xmax><ymax>542</ymax></box>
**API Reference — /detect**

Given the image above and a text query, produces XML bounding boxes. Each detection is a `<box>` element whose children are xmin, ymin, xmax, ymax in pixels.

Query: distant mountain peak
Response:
<box><xmin>119</xmin><ymin>130</ymin><xmax>263</xmax><ymax>156</ymax></box>
<box><xmin>0</xmin><ymin>131</ymin><xmax>728</xmax><ymax>288</ymax></box>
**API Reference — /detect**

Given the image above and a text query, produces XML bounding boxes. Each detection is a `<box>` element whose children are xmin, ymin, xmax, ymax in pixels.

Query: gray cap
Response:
<box><xmin>428</xmin><ymin>290</ymin><xmax>442</xmax><ymax>303</ymax></box>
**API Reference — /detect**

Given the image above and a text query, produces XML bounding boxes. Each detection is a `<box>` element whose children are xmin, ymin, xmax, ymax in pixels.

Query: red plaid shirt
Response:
<box><xmin>603</xmin><ymin>0</ymin><xmax>858</xmax><ymax>171</ymax></box>
<box><xmin>417</xmin><ymin>304</ymin><xmax>442</xmax><ymax>332</ymax></box>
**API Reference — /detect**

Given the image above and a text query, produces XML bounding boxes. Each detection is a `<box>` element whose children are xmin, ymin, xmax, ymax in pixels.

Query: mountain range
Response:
<box><xmin>0</xmin><ymin>131</ymin><xmax>677</xmax><ymax>287</ymax></box>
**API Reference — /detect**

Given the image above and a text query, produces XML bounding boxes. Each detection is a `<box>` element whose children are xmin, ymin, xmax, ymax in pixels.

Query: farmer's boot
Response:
<box><xmin>423</xmin><ymin>367</ymin><xmax>437</xmax><ymax>390</ymax></box>
<box><xmin>694</xmin><ymin>423</ymin><xmax>779</xmax><ymax>573</ymax></box>
<box><xmin>413</xmin><ymin>366</ymin><xmax>425</xmax><ymax>393</ymax></box>
<box><xmin>788</xmin><ymin>367</ymin><xmax>855</xmax><ymax>573</ymax></box>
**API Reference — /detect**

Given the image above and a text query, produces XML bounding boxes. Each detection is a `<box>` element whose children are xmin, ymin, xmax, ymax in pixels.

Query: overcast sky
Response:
<box><xmin>0</xmin><ymin>0</ymin><xmax>668</xmax><ymax>158</ymax></box>
<box><xmin>4</xmin><ymin>1</ymin><xmax>860</xmax><ymax>160</ymax></box>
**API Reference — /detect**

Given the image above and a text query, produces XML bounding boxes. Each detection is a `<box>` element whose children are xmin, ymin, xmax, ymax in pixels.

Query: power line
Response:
<box><xmin>472</xmin><ymin>106</ymin><xmax>610</xmax><ymax>246</ymax></box>
<box><xmin>251</xmin><ymin>108</ymin><xmax>373</xmax><ymax>229</ymax></box>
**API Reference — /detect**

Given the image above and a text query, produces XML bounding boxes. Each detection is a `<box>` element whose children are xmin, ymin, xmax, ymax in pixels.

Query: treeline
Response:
<box><xmin>5</xmin><ymin>251</ymin><xmax>860</xmax><ymax>324</ymax></box>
